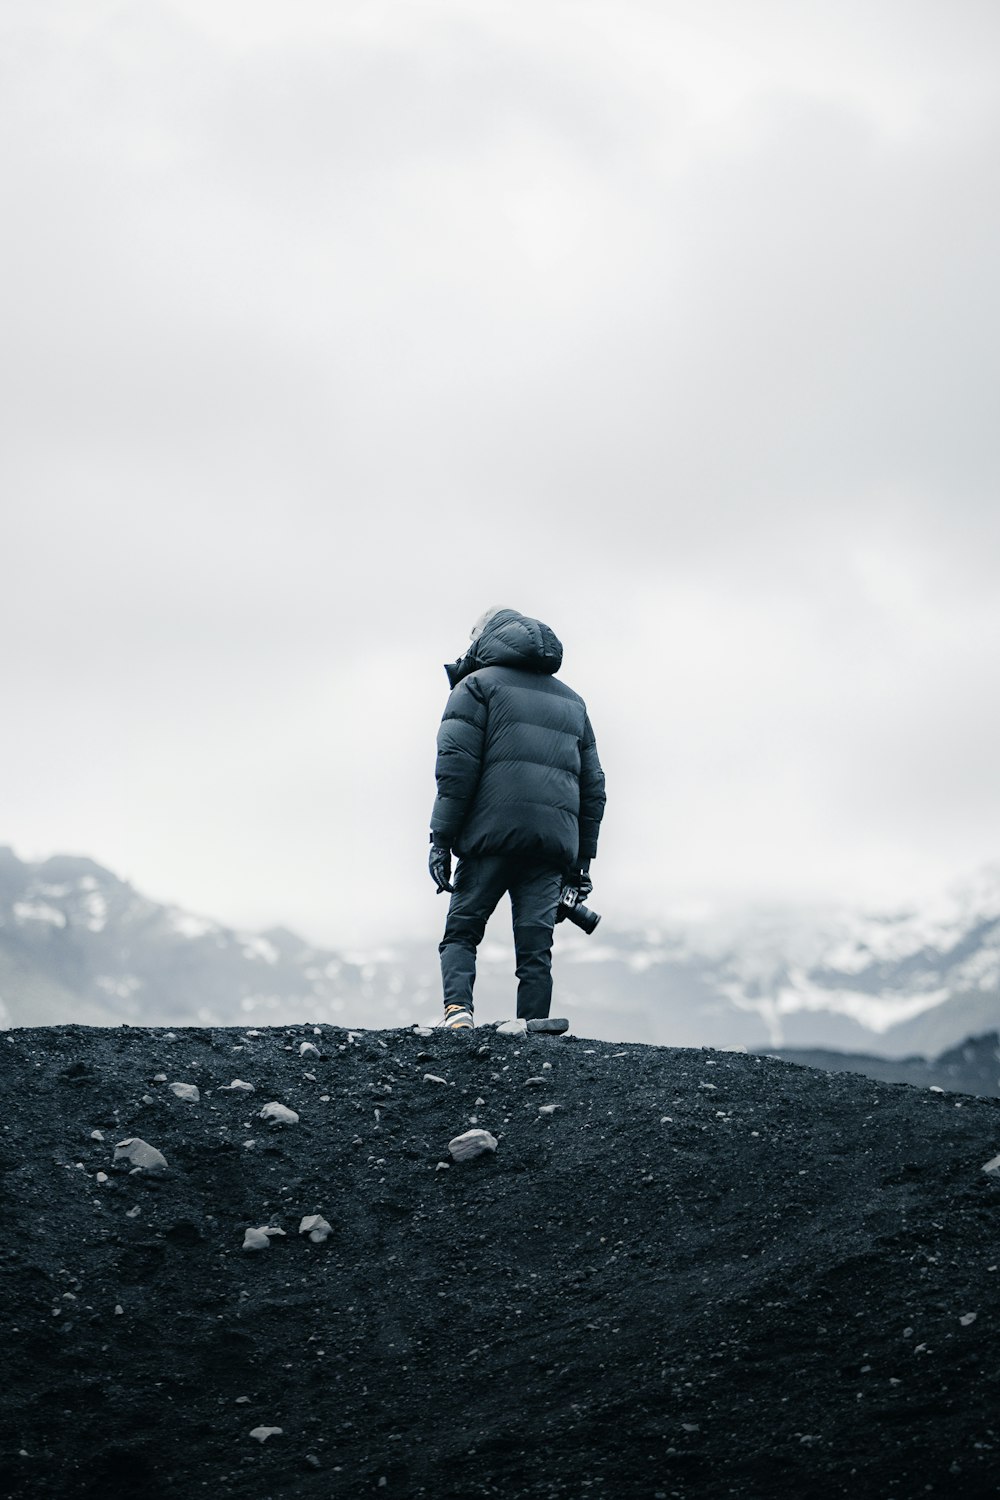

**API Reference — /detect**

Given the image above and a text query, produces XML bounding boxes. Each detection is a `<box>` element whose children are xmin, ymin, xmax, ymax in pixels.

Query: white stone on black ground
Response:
<box><xmin>220</xmin><ymin>1080</ymin><xmax>255</xmax><ymax>1092</ymax></box>
<box><xmin>112</xmin><ymin>1139</ymin><xmax>168</xmax><ymax>1175</ymax></box>
<box><xmin>448</xmin><ymin>1128</ymin><xmax>498</xmax><ymax>1162</ymax></box>
<box><xmin>242</xmin><ymin>1226</ymin><xmax>287</xmax><ymax>1251</ymax></box>
<box><xmin>259</xmin><ymin>1102</ymin><xmax>299</xmax><ymax>1124</ymax></box>
<box><xmin>169</xmin><ymin>1082</ymin><xmax>200</xmax><ymax>1102</ymax></box>
<box><xmin>249</xmin><ymin>1426</ymin><xmax>283</xmax><ymax>1442</ymax></box>
<box><xmin>299</xmin><ymin>1214</ymin><xmax>333</xmax><ymax>1243</ymax></box>
<box><xmin>982</xmin><ymin>1153</ymin><xmax>1000</xmax><ymax>1175</ymax></box>
<box><xmin>496</xmin><ymin>1019</ymin><xmax>527</xmax><ymax>1037</ymax></box>
<box><xmin>422</xmin><ymin>1074</ymin><xmax>447</xmax><ymax>1086</ymax></box>
<box><xmin>299</xmin><ymin>1042</ymin><xmax>319</xmax><ymax>1057</ymax></box>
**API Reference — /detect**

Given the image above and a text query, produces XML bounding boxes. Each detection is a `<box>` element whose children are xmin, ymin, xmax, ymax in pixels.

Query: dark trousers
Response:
<box><xmin>439</xmin><ymin>854</ymin><xmax>564</xmax><ymax>1020</ymax></box>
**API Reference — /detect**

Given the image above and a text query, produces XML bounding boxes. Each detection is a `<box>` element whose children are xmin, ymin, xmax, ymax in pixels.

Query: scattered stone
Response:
<box><xmin>95</xmin><ymin>1172</ymin><xmax>109</xmax><ymax>1184</ymax></box>
<box><xmin>114</xmin><ymin>1305</ymin><xmax>123</xmax><ymax>1315</ymax></box>
<box><xmin>112</xmin><ymin>1138</ymin><xmax>168</xmax><ymax>1176</ymax></box>
<box><xmin>435</xmin><ymin>1162</ymin><xmax>450</xmax><ymax>1171</ymax></box>
<box><xmin>526</xmin><ymin>1017</ymin><xmax>569</xmax><ymax>1033</ymax></box>
<box><xmin>126</xmin><ymin>1205</ymin><xmax>141</xmax><ymax>1218</ymax></box>
<box><xmin>299</xmin><ymin>1042</ymin><xmax>320</xmax><ymax>1057</ymax></box>
<box><xmin>959</xmin><ymin>1312</ymin><xmax>978</xmax><ymax>1326</ymax></box>
<box><xmin>242</xmin><ymin>1226</ymin><xmax>286</xmax><ymax>1251</ymax></box>
<box><xmin>299</xmin><ymin>1214</ymin><xmax>333</xmax><ymax>1244</ymax></box>
<box><xmin>541</xmin><ymin>1062</ymin><xmax>552</xmax><ymax>1071</ymax></box>
<box><xmin>141</xmin><ymin>1095</ymin><xmax>154</xmax><ymax>1105</ymax></box>
<box><xmin>90</xmin><ymin>1130</ymin><xmax>104</xmax><ymax>1141</ymax></box>
<box><xmin>448</xmin><ymin>1128</ymin><xmax>498</xmax><ymax>1162</ymax></box>
<box><xmin>152</xmin><ymin>1074</ymin><xmax>167</xmax><ymax>1083</ymax></box>
<box><xmin>221</xmin><ymin>1080</ymin><xmax>255</xmax><ymax>1092</ymax></box>
<box><xmin>524</xmin><ymin>1077</ymin><xmax>546</xmax><ymax>1087</ymax></box>
<box><xmin>929</xmin><ymin>1085</ymin><xmax>944</xmax><ymax>1093</ymax></box>
<box><xmin>412</xmin><ymin>1026</ymin><xmax>434</xmax><ymax>1037</ymax></box>
<box><xmin>423</xmin><ymin>1074</ymin><xmax>447</xmax><ymax>1086</ymax></box>
<box><xmin>169</xmin><ymin>1082</ymin><xmax>200</xmax><ymax>1103</ymax></box>
<box><xmin>259</xmin><ymin>1102</ymin><xmax>299</xmax><ymax>1125</ymax></box>
<box><xmin>982</xmin><ymin>1154</ymin><xmax>1000</xmax><ymax>1176</ymax></box>
<box><xmin>496</xmin><ymin>1020</ymin><xmax>527</xmax><ymax>1038</ymax></box>
<box><xmin>538</xmin><ymin>1104</ymin><xmax>558</xmax><ymax>1117</ymax></box>
<box><xmin>249</xmin><ymin>1426</ymin><xmax>283</xmax><ymax>1443</ymax></box>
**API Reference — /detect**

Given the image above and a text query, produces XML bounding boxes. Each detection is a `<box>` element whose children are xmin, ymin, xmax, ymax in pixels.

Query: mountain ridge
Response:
<box><xmin>1</xmin><ymin>845</ymin><xmax>998</xmax><ymax>1054</ymax></box>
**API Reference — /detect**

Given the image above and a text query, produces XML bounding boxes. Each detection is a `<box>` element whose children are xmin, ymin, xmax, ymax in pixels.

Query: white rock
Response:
<box><xmin>95</xmin><ymin>1172</ymin><xmax>109</xmax><ymax>1183</ymax></box>
<box><xmin>538</xmin><ymin>1104</ymin><xmax>558</xmax><ymax>1116</ymax></box>
<box><xmin>259</xmin><ymin>1101</ymin><xmax>299</xmax><ymax>1125</ymax></box>
<box><xmin>412</xmin><ymin>1026</ymin><xmax>434</xmax><ymax>1037</ymax></box>
<box><xmin>113</xmin><ymin>1138</ymin><xmax>168</xmax><ymax>1175</ymax></box>
<box><xmin>541</xmin><ymin>1062</ymin><xmax>552</xmax><ymax>1072</ymax></box>
<box><xmin>524</xmin><ymin>1076</ymin><xmax>546</xmax><ymax>1087</ymax></box>
<box><xmin>496</xmin><ymin>1019</ymin><xmax>527</xmax><ymax>1037</ymax></box>
<box><xmin>299</xmin><ymin>1042</ymin><xmax>320</xmax><ymax>1057</ymax></box>
<box><xmin>299</xmin><ymin>1214</ymin><xmax>333</xmax><ymax>1244</ymax></box>
<box><xmin>169</xmin><ymin>1082</ymin><xmax>200</xmax><ymax>1102</ymax></box>
<box><xmin>221</xmin><ymin>1080</ymin><xmax>255</xmax><ymax>1092</ymax></box>
<box><xmin>114</xmin><ymin>1305</ymin><xmax>123</xmax><ymax>1315</ymax></box>
<box><xmin>141</xmin><ymin>1095</ymin><xmax>154</xmax><ymax>1105</ymax></box>
<box><xmin>162</xmin><ymin>1033</ymin><xmax>178</xmax><ymax>1042</ymax></box>
<box><xmin>152</xmin><ymin>1074</ymin><xmax>167</xmax><ymax>1083</ymax></box>
<box><xmin>929</xmin><ymin>1085</ymin><xmax>944</xmax><ymax>1093</ymax></box>
<box><xmin>959</xmin><ymin>1312</ymin><xmax>978</xmax><ymax>1326</ymax></box>
<box><xmin>435</xmin><ymin>1161</ymin><xmax>450</xmax><ymax>1171</ymax></box>
<box><xmin>474</xmin><ymin>1097</ymin><xmax>485</xmax><ymax>1106</ymax></box>
<box><xmin>242</xmin><ymin>1225</ymin><xmax>286</xmax><ymax>1251</ymax></box>
<box><xmin>982</xmin><ymin>1154</ymin><xmax>1000</xmax><ymax>1176</ymax></box>
<box><xmin>249</xmin><ymin>1426</ymin><xmax>283</xmax><ymax>1443</ymax></box>
<box><xmin>423</xmin><ymin>1074</ymin><xmax>447</xmax><ymax>1086</ymax></box>
<box><xmin>448</xmin><ymin>1128</ymin><xmax>498</xmax><ymax>1162</ymax></box>
<box><xmin>90</xmin><ymin>1130</ymin><xmax>104</xmax><ymax>1141</ymax></box>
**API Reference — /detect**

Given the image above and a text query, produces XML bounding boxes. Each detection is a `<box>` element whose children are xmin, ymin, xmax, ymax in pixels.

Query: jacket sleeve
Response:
<box><xmin>430</xmin><ymin>676</ymin><xmax>488</xmax><ymax>847</ymax></box>
<box><xmin>577</xmin><ymin>713</ymin><xmax>606</xmax><ymax>862</ymax></box>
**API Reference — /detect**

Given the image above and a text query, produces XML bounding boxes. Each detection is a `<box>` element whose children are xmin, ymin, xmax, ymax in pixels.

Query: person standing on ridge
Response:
<box><xmin>428</xmin><ymin>607</ymin><xmax>606</xmax><ymax>1030</ymax></box>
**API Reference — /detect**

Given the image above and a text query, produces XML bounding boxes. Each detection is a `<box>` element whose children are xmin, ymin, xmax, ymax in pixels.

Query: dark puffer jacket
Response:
<box><xmin>430</xmin><ymin>610</ymin><xmax>606</xmax><ymax>869</ymax></box>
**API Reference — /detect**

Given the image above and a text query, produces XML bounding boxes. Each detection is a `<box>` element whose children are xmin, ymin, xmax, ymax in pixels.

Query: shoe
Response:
<box><xmin>441</xmin><ymin>1004</ymin><xmax>474</xmax><ymax>1030</ymax></box>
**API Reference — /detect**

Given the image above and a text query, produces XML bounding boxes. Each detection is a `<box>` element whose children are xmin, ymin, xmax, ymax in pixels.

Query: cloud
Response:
<box><xmin>2</xmin><ymin>1</ymin><xmax>999</xmax><ymax>943</ymax></box>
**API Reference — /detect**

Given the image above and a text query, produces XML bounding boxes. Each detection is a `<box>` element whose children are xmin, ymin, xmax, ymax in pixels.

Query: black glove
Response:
<box><xmin>428</xmin><ymin>839</ymin><xmax>453</xmax><ymax>894</ymax></box>
<box><xmin>568</xmin><ymin>865</ymin><xmax>593</xmax><ymax>902</ymax></box>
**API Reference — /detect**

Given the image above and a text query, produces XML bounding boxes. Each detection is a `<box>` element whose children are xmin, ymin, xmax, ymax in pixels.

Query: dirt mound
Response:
<box><xmin>1</xmin><ymin>1024</ymin><xmax>999</xmax><ymax>1499</ymax></box>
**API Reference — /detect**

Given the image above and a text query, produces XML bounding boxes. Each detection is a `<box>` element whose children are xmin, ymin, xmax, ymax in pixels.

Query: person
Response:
<box><xmin>428</xmin><ymin>607</ymin><xmax>606</xmax><ymax>1030</ymax></box>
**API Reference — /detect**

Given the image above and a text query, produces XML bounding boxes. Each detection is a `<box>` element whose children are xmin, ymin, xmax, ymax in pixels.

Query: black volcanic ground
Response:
<box><xmin>1</xmin><ymin>1024</ymin><xmax>999</xmax><ymax>1500</ymax></box>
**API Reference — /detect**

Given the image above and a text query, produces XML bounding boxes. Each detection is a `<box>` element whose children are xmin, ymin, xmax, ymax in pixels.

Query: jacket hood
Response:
<box><xmin>444</xmin><ymin>609</ymin><xmax>563</xmax><ymax>687</ymax></box>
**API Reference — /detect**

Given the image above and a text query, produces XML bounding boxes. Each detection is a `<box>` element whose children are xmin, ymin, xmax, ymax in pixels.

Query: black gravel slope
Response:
<box><xmin>1</xmin><ymin>1024</ymin><xmax>999</xmax><ymax>1500</ymax></box>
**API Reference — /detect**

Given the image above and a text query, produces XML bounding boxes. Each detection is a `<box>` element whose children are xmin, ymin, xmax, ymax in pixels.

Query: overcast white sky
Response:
<box><xmin>3</xmin><ymin>0</ymin><xmax>999</xmax><ymax>946</ymax></box>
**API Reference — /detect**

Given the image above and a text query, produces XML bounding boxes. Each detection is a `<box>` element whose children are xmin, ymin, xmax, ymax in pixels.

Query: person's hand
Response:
<box><xmin>429</xmin><ymin>842</ymin><xmax>453</xmax><ymax>894</ymax></box>
<box><xmin>570</xmin><ymin>866</ymin><xmax>593</xmax><ymax>902</ymax></box>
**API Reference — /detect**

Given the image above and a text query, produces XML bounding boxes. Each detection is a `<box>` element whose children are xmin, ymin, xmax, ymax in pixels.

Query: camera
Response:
<box><xmin>557</xmin><ymin>883</ymin><xmax>601</xmax><ymax>935</ymax></box>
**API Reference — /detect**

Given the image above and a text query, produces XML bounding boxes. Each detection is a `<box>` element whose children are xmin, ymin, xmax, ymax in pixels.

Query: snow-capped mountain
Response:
<box><xmin>0</xmin><ymin>845</ymin><xmax>997</xmax><ymax>1053</ymax></box>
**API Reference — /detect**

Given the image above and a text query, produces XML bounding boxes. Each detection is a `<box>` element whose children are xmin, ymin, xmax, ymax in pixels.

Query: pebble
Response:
<box><xmin>95</xmin><ymin>1172</ymin><xmax>109</xmax><ymax>1184</ymax></box>
<box><xmin>982</xmin><ymin>1154</ymin><xmax>1000</xmax><ymax>1176</ymax></box>
<box><xmin>448</xmin><ymin>1128</ymin><xmax>498</xmax><ymax>1162</ymax></box>
<box><xmin>221</xmin><ymin>1080</ymin><xmax>255</xmax><ymax>1092</ymax></box>
<box><xmin>496</xmin><ymin>1020</ymin><xmax>527</xmax><ymax>1037</ymax></box>
<box><xmin>90</xmin><ymin>1130</ymin><xmax>104</xmax><ymax>1141</ymax></box>
<box><xmin>959</xmin><ymin>1312</ymin><xmax>977</xmax><ymax>1326</ymax></box>
<box><xmin>299</xmin><ymin>1042</ymin><xmax>320</xmax><ymax>1057</ymax></box>
<box><xmin>259</xmin><ymin>1102</ymin><xmax>299</xmax><ymax>1125</ymax></box>
<box><xmin>141</xmin><ymin>1095</ymin><xmax>154</xmax><ymax>1105</ymax></box>
<box><xmin>242</xmin><ymin>1226</ymin><xmax>286</xmax><ymax>1251</ymax></box>
<box><xmin>412</xmin><ymin>1026</ymin><xmax>434</xmax><ymax>1038</ymax></box>
<box><xmin>169</xmin><ymin>1083</ymin><xmax>200</xmax><ymax>1103</ymax></box>
<box><xmin>538</xmin><ymin>1104</ymin><xmax>558</xmax><ymax>1117</ymax></box>
<box><xmin>423</xmin><ymin>1074</ymin><xmax>447</xmax><ymax>1086</ymax></box>
<box><xmin>524</xmin><ymin>1077</ymin><xmax>546</xmax><ymax>1087</ymax></box>
<box><xmin>299</xmin><ymin>1214</ymin><xmax>333</xmax><ymax>1244</ymax></box>
<box><xmin>152</xmin><ymin>1074</ymin><xmax>167</xmax><ymax>1083</ymax></box>
<box><xmin>249</xmin><ymin>1426</ymin><xmax>283</xmax><ymax>1443</ymax></box>
<box><xmin>113</xmin><ymin>1138</ymin><xmax>168</xmax><ymax>1176</ymax></box>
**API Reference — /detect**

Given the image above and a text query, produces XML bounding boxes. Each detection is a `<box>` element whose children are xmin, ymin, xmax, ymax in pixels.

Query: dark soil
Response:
<box><xmin>1</xmin><ymin>1023</ymin><xmax>999</xmax><ymax>1499</ymax></box>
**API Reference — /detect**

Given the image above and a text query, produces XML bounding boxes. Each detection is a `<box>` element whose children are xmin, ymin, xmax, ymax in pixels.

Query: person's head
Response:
<box><xmin>469</xmin><ymin>606</ymin><xmax>512</xmax><ymax>642</ymax></box>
